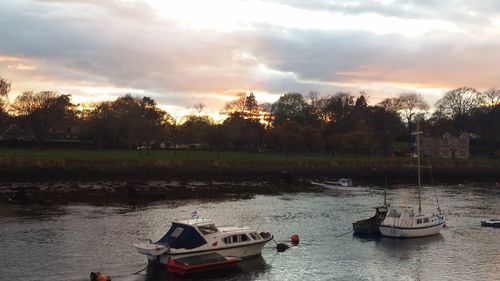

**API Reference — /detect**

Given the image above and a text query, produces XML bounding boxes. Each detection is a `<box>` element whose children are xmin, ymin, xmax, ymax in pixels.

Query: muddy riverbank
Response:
<box><xmin>0</xmin><ymin>180</ymin><xmax>320</xmax><ymax>205</ymax></box>
<box><xmin>0</xmin><ymin>157</ymin><xmax>498</xmax><ymax>183</ymax></box>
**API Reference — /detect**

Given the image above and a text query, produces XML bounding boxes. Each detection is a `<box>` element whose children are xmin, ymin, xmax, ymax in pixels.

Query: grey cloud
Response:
<box><xmin>271</xmin><ymin>0</ymin><xmax>500</xmax><ymax>28</ymax></box>
<box><xmin>241</xmin><ymin>25</ymin><xmax>500</xmax><ymax>89</ymax></box>
<box><xmin>1</xmin><ymin>0</ymin><xmax>500</xmax><ymax>111</ymax></box>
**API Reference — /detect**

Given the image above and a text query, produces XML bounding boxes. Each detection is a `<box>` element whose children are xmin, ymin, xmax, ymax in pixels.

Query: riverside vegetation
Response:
<box><xmin>0</xmin><ymin>148</ymin><xmax>498</xmax><ymax>182</ymax></box>
<box><xmin>0</xmin><ymin>148</ymin><xmax>498</xmax><ymax>205</ymax></box>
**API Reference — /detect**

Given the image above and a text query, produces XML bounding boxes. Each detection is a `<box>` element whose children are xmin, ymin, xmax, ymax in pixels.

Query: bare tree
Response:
<box><xmin>398</xmin><ymin>93</ymin><xmax>429</xmax><ymax>127</ymax></box>
<box><xmin>482</xmin><ymin>88</ymin><xmax>500</xmax><ymax>113</ymax></box>
<box><xmin>435</xmin><ymin>87</ymin><xmax>482</xmax><ymax>120</ymax></box>
<box><xmin>378</xmin><ymin>97</ymin><xmax>401</xmax><ymax>112</ymax></box>
<box><xmin>259</xmin><ymin>102</ymin><xmax>273</xmax><ymax>128</ymax></box>
<box><xmin>307</xmin><ymin>91</ymin><xmax>329</xmax><ymax>125</ymax></box>
<box><xmin>0</xmin><ymin>77</ymin><xmax>10</xmax><ymax>98</ymax></box>
<box><xmin>223</xmin><ymin>92</ymin><xmax>247</xmax><ymax>114</ymax></box>
<box><xmin>192</xmin><ymin>103</ymin><xmax>206</xmax><ymax>115</ymax></box>
<box><xmin>396</xmin><ymin>93</ymin><xmax>429</xmax><ymax>146</ymax></box>
<box><xmin>0</xmin><ymin>77</ymin><xmax>11</xmax><ymax>117</ymax></box>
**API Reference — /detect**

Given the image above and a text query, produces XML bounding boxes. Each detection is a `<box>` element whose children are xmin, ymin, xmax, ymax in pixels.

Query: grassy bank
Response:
<box><xmin>0</xmin><ymin>148</ymin><xmax>498</xmax><ymax>183</ymax></box>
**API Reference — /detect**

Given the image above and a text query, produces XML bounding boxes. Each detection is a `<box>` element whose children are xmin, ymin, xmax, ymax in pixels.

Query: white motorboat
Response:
<box><xmin>134</xmin><ymin>217</ymin><xmax>273</xmax><ymax>265</ymax></box>
<box><xmin>379</xmin><ymin>121</ymin><xmax>445</xmax><ymax>238</ymax></box>
<box><xmin>325</xmin><ymin>178</ymin><xmax>353</xmax><ymax>187</ymax></box>
<box><xmin>481</xmin><ymin>219</ymin><xmax>500</xmax><ymax>228</ymax></box>
<box><xmin>311</xmin><ymin>179</ymin><xmax>369</xmax><ymax>191</ymax></box>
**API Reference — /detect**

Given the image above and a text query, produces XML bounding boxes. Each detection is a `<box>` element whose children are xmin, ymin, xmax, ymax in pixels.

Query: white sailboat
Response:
<box><xmin>379</xmin><ymin>121</ymin><xmax>445</xmax><ymax>238</ymax></box>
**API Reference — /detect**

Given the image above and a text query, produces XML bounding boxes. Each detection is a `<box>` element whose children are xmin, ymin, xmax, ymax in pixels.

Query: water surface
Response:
<box><xmin>0</xmin><ymin>184</ymin><xmax>499</xmax><ymax>280</ymax></box>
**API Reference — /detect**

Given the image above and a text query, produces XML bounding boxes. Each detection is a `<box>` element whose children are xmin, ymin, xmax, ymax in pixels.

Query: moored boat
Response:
<box><xmin>134</xmin><ymin>217</ymin><xmax>273</xmax><ymax>266</ymax></box>
<box><xmin>311</xmin><ymin>180</ymin><xmax>369</xmax><ymax>192</ymax></box>
<box><xmin>353</xmin><ymin>205</ymin><xmax>388</xmax><ymax>236</ymax></box>
<box><xmin>379</xmin><ymin>206</ymin><xmax>445</xmax><ymax>238</ymax></box>
<box><xmin>167</xmin><ymin>253</ymin><xmax>241</xmax><ymax>275</ymax></box>
<box><xmin>325</xmin><ymin>178</ymin><xmax>353</xmax><ymax>187</ymax></box>
<box><xmin>481</xmin><ymin>219</ymin><xmax>500</xmax><ymax>228</ymax></box>
<box><xmin>379</xmin><ymin>121</ymin><xmax>445</xmax><ymax>238</ymax></box>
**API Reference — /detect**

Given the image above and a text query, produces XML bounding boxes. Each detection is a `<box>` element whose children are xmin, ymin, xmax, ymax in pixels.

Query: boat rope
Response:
<box><xmin>428</xmin><ymin>165</ymin><xmax>441</xmax><ymax>209</ymax></box>
<box><xmin>132</xmin><ymin>263</ymin><xmax>153</xmax><ymax>275</ymax></box>
<box><xmin>334</xmin><ymin>229</ymin><xmax>353</xmax><ymax>237</ymax></box>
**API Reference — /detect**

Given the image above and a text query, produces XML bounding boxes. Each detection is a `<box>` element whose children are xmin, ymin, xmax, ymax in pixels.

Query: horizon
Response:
<box><xmin>2</xmin><ymin>1</ymin><xmax>500</xmax><ymax>119</ymax></box>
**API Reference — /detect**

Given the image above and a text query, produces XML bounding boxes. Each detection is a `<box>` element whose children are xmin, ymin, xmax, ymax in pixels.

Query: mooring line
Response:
<box><xmin>334</xmin><ymin>229</ymin><xmax>354</xmax><ymax>237</ymax></box>
<box><xmin>133</xmin><ymin>263</ymin><xmax>153</xmax><ymax>275</ymax></box>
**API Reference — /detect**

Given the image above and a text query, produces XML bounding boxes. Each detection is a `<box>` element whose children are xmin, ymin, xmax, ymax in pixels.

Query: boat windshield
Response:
<box><xmin>387</xmin><ymin>209</ymin><xmax>402</xmax><ymax>218</ymax></box>
<box><xmin>156</xmin><ymin>223</ymin><xmax>207</xmax><ymax>249</ymax></box>
<box><xmin>198</xmin><ymin>224</ymin><xmax>218</xmax><ymax>235</ymax></box>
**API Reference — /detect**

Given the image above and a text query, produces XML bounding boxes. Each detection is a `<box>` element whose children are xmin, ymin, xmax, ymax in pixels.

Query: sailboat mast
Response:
<box><xmin>417</xmin><ymin>120</ymin><xmax>421</xmax><ymax>214</ymax></box>
<box><xmin>384</xmin><ymin>176</ymin><xmax>387</xmax><ymax>206</ymax></box>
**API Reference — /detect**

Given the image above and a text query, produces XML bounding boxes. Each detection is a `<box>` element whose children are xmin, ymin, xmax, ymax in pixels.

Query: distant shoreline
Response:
<box><xmin>0</xmin><ymin>180</ymin><xmax>319</xmax><ymax>205</ymax></box>
<box><xmin>0</xmin><ymin>149</ymin><xmax>498</xmax><ymax>184</ymax></box>
<box><xmin>1</xmin><ymin>152</ymin><xmax>498</xmax><ymax>204</ymax></box>
<box><xmin>0</xmin><ymin>158</ymin><xmax>499</xmax><ymax>182</ymax></box>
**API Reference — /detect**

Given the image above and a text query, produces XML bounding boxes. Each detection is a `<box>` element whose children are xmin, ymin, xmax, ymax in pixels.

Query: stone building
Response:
<box><xmin>420</xmin><ymin>133</ymin><xmax>470</xmax><ymax>159</ymax></box>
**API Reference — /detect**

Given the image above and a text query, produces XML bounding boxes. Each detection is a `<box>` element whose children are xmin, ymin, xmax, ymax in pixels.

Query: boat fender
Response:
<box><xmin>291</xmin><ymin>233</ymin><xmax>299</xmax><ymax>244</ymax></box>
<box><xmin>276</xmin><ymin>243</ymin><xmax>289</xmax><ymax>252</ymax></box>
<box><xmin>90</xmin><ymin>272</ymin><xmax>111</xmax><ymax>281</ymax></box>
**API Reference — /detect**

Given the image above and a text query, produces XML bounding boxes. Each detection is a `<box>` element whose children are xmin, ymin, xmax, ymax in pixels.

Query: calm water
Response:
<box><xmin>0</xmin><ymin>184</ymin><xmax>499</xmax><ymax>281</ymax></box>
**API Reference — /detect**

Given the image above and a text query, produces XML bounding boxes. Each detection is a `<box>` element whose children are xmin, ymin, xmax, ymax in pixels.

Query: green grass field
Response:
<box><xmin>0</xmin><ymin>148</ymin><xmax>397</xmax><ymax>161</ymax></box>
<box><xmin>0</xmin><ymin>148</ymin><xmax>497</xmax><ymax>181</ymax></box>
<box><xmin>0</xmin><ymin>148</ymin><xmax>497</xmax><ymax>164</ymax></box>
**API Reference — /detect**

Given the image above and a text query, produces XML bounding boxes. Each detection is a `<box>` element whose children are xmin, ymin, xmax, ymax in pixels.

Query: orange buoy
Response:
<box><xmin>93</xmin><ymin>272</ymin><xmax>111</xmax><ymax>281</ymax></box>
<box><xmin>291</xmin><ymin>233</ymin><xmax>299</xmax><ymax>244</ymax></box>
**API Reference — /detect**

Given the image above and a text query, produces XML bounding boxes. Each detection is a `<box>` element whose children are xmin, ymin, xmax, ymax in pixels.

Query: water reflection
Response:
<box><xmin>376</xmin><ymin>235</ymin><xmax>445</xmax><ymax>258</ymax></box>
<box><xmin>0</xmin><ymin>184</ymin><xmax>498</xmax><ymax>280</ymax></box>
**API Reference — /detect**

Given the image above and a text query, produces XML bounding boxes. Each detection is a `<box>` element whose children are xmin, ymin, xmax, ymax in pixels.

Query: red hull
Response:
<box><xmin>167</xmin><ymin>256</ymin><xmax>241</xmax><ymax>275</ymax></box>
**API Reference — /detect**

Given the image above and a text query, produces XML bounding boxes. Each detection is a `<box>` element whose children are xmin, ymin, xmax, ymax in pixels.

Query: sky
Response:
<box><xmin>1</xmin><ymin>0</ymin><xmax>500</xmax><ymax>117</ymax></box>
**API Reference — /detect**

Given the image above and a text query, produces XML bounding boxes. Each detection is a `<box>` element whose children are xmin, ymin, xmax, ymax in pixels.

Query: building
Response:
<box><xmin>421</xmin><ymin>133</ymin><xmax>470</xmax><ymax>159</ymax></box>
<box><xmin>0</xmin><ymin>124</ymin><xmax>34</xmax><ymax>141</ymax></box>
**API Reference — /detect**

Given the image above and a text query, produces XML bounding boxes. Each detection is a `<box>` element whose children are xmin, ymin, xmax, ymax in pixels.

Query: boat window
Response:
<box><xmin>424</xmin><ymin>218</ymin><xmax>429</xmax><ymax>223</ymax></box>
<box><xmin>232</xmin><ymin>235</ymin><xmax>239</xmax><ymax>243</ymax></box>
<box><xmin>417</xmin><ymin>219</ymin><xmax>422</xmax><ymax>224</ymax></box>
<box><xmin>387</xmin><ymin>209</ymin><xmax>402</xmax><ymax>218</ymax></box>
<box><xmin>240</xmin><ymin>234</ymin><xmax>250</xmax><ymax>242</ymax></box>
<box><xmin>222</xmin><ymin>234</ymin><xmax>251</xmax><ymax>244</ymax></box>
<box><xmin>249</xmin><ymin>232</ymin><xmax>261</xmax><ymax>240</ymax></box>
<box><xmin>198</xmin><ymin>224</ymin><xmax>218</xmax><ymax>235</ymax></box>
<box><xmin>171</xmin><ymin>227</ymin><xmax>184</xmax><ymax>238</ymax></box>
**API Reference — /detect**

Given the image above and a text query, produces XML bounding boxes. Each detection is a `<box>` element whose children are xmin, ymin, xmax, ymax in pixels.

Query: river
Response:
<box><xmin>0</xmin><ymin>183</ymin><xmax>499</xmax><ymax>280</ymax></box>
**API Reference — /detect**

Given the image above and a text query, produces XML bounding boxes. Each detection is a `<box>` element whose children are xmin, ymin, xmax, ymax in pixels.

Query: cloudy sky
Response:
<box><xmin>1</xmin><ymin>0</ymin><xmax>500</xmax><ymax>116</ymax></box>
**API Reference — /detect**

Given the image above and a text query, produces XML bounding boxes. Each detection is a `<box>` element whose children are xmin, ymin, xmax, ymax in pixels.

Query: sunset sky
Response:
<box><xmin>1</xmin><ymin>0</ymin><xmax>500</xmax><ymax>117</ymax></box>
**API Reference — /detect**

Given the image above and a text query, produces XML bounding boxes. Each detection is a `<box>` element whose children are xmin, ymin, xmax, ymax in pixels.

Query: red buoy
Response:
<box><xmin>90</xmin><ymin>272</ymin><xmax>111</xmax><ymax>281</ymax></box>
<box><xmin>291</xmin><ymin>233</ymin><xmax>299</xmax><ymax>244</ymax></box>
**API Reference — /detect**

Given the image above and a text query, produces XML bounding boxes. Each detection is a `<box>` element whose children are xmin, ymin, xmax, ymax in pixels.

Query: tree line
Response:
<box><xmin>0</xmin><ymin>76</ymin><xmax>498</xmax><ymax>157</ymax></box>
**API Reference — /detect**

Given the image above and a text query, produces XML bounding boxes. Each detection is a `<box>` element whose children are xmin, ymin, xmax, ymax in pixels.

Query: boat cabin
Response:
<box><xmin>382</xmin><ymin>206</ymin><xmax>441</xmax><ymax>228</ymax></box>
<box><xmin>156</xmin><ymin>218</ymin><xmax>265</xmax><ymax>250</ymax></box>
<box><xmin>339</xmin><ymin>178</ymin><xmax>353</xmax><ymax>187</ymax></box>
<box><xmin>324</xmin><ymin>178</ymin><xmax>353</xmax><ymax>187</ymax></box>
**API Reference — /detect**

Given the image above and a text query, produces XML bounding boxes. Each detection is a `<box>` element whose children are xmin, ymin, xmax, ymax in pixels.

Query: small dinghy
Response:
<box><xmin>481</xmin><ymin>219</ymin><xmax>500</xmax><ymax>228</ymax></box>
<box><xmin>167</xmin><ymin>253</ymin><xmax>241</xmax><ymax>275</ymax></box>
<box><xmin>353</xmin><ymin>183</ymin><xmax>389</xmax><ymax>236</ymax></box>
<box><xmin>353</xmin><ymin>206</ymin><xmax>388</xmax><ymax>236</ymax></box>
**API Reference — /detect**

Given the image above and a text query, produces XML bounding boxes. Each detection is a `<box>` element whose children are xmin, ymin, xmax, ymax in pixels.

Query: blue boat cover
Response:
<box><xmin>157</xmin><ymin>223</ymin><xmax>207</xmax><ymax>249</ymax></box>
